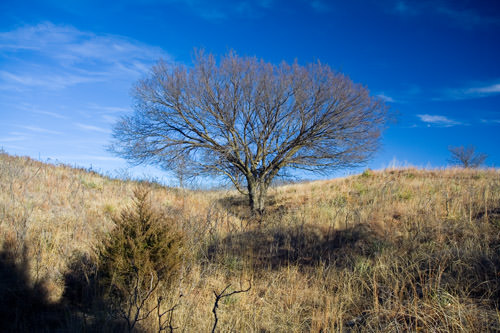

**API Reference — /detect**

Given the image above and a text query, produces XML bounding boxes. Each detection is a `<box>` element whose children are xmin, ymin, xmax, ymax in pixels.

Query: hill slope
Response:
<box><xmin>1</xmin><ymin>151</ymin><xmax>499</xmax><ymax>331</ymax></box>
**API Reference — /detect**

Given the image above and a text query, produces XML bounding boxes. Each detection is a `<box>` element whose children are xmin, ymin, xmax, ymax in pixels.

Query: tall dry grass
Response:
<box><xmin>1</xmin><ymin>151</ymin><xmax>499</xmax><ymax>331</ymax></box>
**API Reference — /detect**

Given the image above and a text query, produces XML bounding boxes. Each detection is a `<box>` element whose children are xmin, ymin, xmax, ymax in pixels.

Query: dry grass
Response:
<box><xmin>1</xmin><ymin>151</ymin><xmax>499</xmax><ymax>331</ymax></box>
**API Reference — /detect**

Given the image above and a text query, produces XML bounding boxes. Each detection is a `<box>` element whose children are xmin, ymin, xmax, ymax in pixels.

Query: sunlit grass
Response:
<box><xmin>1</xmin><ymin>151</ymin><xmax>499</xmax><ymax>331</ymax></box>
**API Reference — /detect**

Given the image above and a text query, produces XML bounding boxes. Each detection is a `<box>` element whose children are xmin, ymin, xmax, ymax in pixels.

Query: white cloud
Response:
<box><xmin>389</xmin><ymin>1</ymin><xmax>500</xmax><ymax>28</ymax></box>
<box><xmin>52</xmin><ymin>154</ymin><xmax>122</xmax><ymax>162</ymax></box>
<box><xmin>0</xmin><ymin>22</ymin><xmax>166</xmax><ymax>64</ymax></box>
<box><xmin>0</xmin><ymin>70</ymin><xmax>103</xmax><ymax>90</ymax></box>
<box><xmin>85</xmin><ymin>103</ymin><xmax>131</xmax><ymax>123</ymax></box>
<box><xmin>393</xmin><ymin>1</ymin><xmax>417</xmax><ymax>15</ymax></box>
<box><xmin>87</xmin><ymin>103</ymin><xmax>132</xmax><ymax>113</ymax></box>
<box><xmin>0</xmin><ymin>144</ymin><xmax>26</xmax><ymax>151</ymax></box>
<box><xmin>102</xmin><ymin>115</ymin><xmax>119</xmax><ymax>123</ymax></box>
<box><xmin>310</xmin><ymin>0</ymin><xmax>330</xmax><ymax>12</ymax></box>
<box><xmin>374</xmin><ymin>86</ymin><xmax>421</xmax><ymax>104</ymax></box>
<box><xmin>6</xmin><ymin>103</ymin><xmax>69</xmax><ymax>119</ymax></box>
<box><xmin>159</xmin><ymin>0</ymin><xmax>277</xmax><ymax>20</ymax></box>
<box><xmin>376</xmin><ymin>93</ymin><xmax>395</xmax><ymax>103</ymax></box>
<box><xmin>0</xmin><ymin>22</ymin><xmax>168</xmax><ymax>91</ymax></box>
<box><xmin>0</xmin><ymin>134</ymin><xmax>29</xmax><ymax>142</ymax></box>
<box><xmin>436</xmin><ymin>5</ymin><xmax>500</xmax><ymax>27</ymax></box>
<box><xmin>417</xmin><ymin>114</ymin><xmax>461</xmax><ymax>127</ymax></box>
<box><xmin>439</xmin><ymin>81</ymin><xmax>500</xmax><ymax>100</ymax></box>
<box><xmin>480</xmin><ymin>118</ymin><xmax>500</xmax><ymax>124</ymax></box>
<box><xmin>32</xmin><ymin>110</ymin><xmax>68</xmax><ymax>119</ymax></box>
<box><xmin>75</xmin><ymin>123</ymin><xmax>112</xmax><ymax>134</ymax></box>
<box><xmin>465</xmin><ymin>83</ymin><xmax>500</xmax><ymax>95</ymax></box>
<box><xmin>19</xmin><ymin>125</ymin><xmax>63</xmax><ymax>135</ymax></box>
<box><xmin>0</xmin><ymin>22</ymin><xmax>170</xmax><ymax>175</ymax></box>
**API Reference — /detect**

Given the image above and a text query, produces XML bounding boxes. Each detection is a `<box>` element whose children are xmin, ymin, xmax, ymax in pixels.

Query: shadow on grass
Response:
<box><xmin>0</xmin><ymin>240</ymin><xmax>131</xmax><ymax>332</ymax></box>
<box><xmin>0</xmin><ymin>240</ymin><xmax>65</xmax><ymax>332</ymax></box>
<box><xmin>205</xmin><ymin>223</ymin><xmax>387</xmax><ymax>270</ymax></box>
<box><xmin>216</xmin><ymin>193</ymin><xmax>282</xmax><ymax>222</ymax></box>
<box><xmin>63</xmin><ymin>252</ymin><xmax>133</xmax><ymax>332</ymax></box>
<box><xmin>212</xmin><ymin>192</ymin><xmax>385</xmax><ymax>270</ymax></box>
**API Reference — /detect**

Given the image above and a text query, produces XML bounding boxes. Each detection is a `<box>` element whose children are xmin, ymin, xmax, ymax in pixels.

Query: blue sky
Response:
<box><xmin>1</xmin><ymin>0</ymin><xmax>499</xmax><ymax>184</ymax></box>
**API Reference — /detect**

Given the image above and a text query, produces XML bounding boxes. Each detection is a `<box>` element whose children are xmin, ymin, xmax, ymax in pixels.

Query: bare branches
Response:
<box><xmin>448</xmin><ymin>145</ymin><xmax>487</xmax><ymax>168</ymax></box>
<box><xmin>112</xmin><ymin>270</ymin><xmax>161</xmax><ymax>332</ymax></box>
<box><xmin>157</xmin><ymin>294</ymin><xmax>182</xmax><ymax>333</ymax></box>
<box><xmin>111</xmin><ymin>50</ymin><xmax>387</xmax><ymax>213</ymax></box>
<box><xmin>211</xmin><ymin>281</ymin><xmax>252</xmax><ymax>333</ymax></box>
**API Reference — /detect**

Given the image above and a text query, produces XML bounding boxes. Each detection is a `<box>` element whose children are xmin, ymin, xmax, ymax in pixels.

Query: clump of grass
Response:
<box><xmin>361</xmin><ymin>168</ymin><xmax>374</xmax><ymax>178</ymax></box>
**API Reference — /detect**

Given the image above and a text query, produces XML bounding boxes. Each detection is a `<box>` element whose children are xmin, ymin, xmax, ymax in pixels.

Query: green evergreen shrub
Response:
<box><xmin>97</xmin><ymin>187</ymin><xmax>184</xmax><ymax>330</ymax></box>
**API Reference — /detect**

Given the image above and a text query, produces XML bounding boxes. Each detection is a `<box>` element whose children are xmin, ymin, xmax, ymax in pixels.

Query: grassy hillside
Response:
<box><xmin>1</xmin><ymin>151</ymin><xmax>499</xmax><ymax>331</ymax></box>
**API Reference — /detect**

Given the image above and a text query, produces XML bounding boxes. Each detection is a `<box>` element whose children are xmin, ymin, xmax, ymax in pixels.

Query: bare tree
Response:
<box><xmin>110</xmin><ymin>51</ymin><xmax>387</xmax><ymax>214</ymax></box>
<box><xmin>448</xmin><ymin>145</ymin><xmax>487</xmax><ymax>168</ymax></box>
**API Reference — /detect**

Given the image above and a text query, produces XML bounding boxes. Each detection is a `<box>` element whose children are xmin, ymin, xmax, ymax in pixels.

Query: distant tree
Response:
<box><xmin>110</xmin><ymin>51</ymin><xmax>387</xmax><ymax>215</ymax></box>
<box><xmin>448</xmin><ymin>145</ymin><xmax>487</xmax><ymax>168</ymax></box>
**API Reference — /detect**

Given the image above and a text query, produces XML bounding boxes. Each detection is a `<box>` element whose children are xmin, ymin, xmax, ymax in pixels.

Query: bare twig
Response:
<box><xmin>157</xmin><ymin>294</ymin><xmax>183</xmax><ymax>332</ymax></box>
<box><xmin>211</xmin><ymin>281</ymin><xmax>251</xmax><ymax>333</ymax></box>
<box><xmin>116</xmin><ymin>271</ymin><xmax>161</xmax><ymax>332</ymax></box>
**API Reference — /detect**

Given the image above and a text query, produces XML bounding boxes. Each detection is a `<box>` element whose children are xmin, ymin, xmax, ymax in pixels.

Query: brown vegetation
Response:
<box><xmin>1</xmin><ymin>151</ymin><xmax>499</xmax><ymax>331</ymax></box>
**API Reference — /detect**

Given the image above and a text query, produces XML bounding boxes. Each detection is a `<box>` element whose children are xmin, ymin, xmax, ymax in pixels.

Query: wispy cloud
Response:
<box><xmin>86</xmin><ymin>103</ymin><xmax>130</xmax><ymax>123</ymax></box>
<box><xmin>309</xmin><ymin>0</ymin><xmax>331</xmax><ymax>12</ymax></box>
<box><xmin>438</xmin><ymin>81</ymin><xmax>500</xmax><ymax>100</ymax></box>
<box><xmin>389</xmin><ymin>0</ymin><xmax>500</xmax><ymax>28</ymax></box>
<box><xmin>155</xmin><ymin>0</ymin><xmax>333</xmax><ymax>20</ymax></box>
<box><xmin>376</xmin><ymin>93</ymin><xmax>396</xmax><ymax>103</ymax></box>
<box><xmin>0</xmin><ymin>134</ymin><xmax>29</xmax><ymax>142</ymax></box>
<box><xmin>52</xmin><ymin>154</ymin><xmax>122</xmax><ymax>162</ymax></box>
<box><xmin>417</xmin><ymin>114</ymin><xmax>462</xmax><ymax>127</ymax></box>
<box><xmin>0</xmin><ymin>22</ymin><xmax>168</xmax><ymax>91</ymax></box>
<box><xmin>19</xmin><ymin>125</ymin><xmax>63</xmax><ymax>135</ymax></box>
<box><xmin>374</xmin><ymin>85</ymin><xmax>422</xmax><ymax>104</ymax></box>
<box><xmin>159</xmin><ymin>0</ymin><xmax>273</xmax><ymax>20</ymax></box>
<box><xmin>87</xmin><ymin>103</ymin><xmax>132</xmax><ymax>113</ymax></box>
<box><xmin>10</xmin><ymin>103</ymin><xmax>69</xmax><ymax>119</ymax></box>
<box><xmin>436</xmin><ymin>5</ymin><xmax>500</xmax><ymax>27</ymax></box>
<box><xmin>0</xmin><ymin>70</ymin><xmax>103</xmax><ymax>90</ymax></box>
<box><xmin>32</xmin><ymin>110</ymin><xmax>68</xmax><ymax>119</ymax></box>
<box><xmin>75</xmin><ymin>123</ymin><xmax>112</xmax><ymax>134</ymax></box>
<box><xmin>0</xmin><ymin>144</ymin><xmax>26</xmax><ymax>151</ymax></box>
<box><xmin>480</xmin><ymin>119</ymin><xmax>500</xmax><ymax>125</ymax></box>
<box><xmin>465</xmin><ymin>83</ymin><xmax>500</xmax><ymax>95</ymax></box>
<box><xmin>0</xmin><ymin>22</ymin><xmax>168</xmax><ymax>175</ymax></box>
<box><xmin>101</xmin><ymin>115</ymin><xmax>119</xmax><ymax>123</ymax></box>
<box><xmin>0</xmin><ymin>22</ymin><xmax>166</xmax><ymax>64</ymax></box>
<box><xmin>393</xmin><ymin>1</ymin><xmax>418</xmax><ymax>15</ymax></box>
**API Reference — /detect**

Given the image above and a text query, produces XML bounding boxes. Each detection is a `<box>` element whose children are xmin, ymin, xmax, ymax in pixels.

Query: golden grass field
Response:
<box><xmin>1</xmin><ymin>151</ymin><xmax>499</xmax><ymax>332</ymax></box>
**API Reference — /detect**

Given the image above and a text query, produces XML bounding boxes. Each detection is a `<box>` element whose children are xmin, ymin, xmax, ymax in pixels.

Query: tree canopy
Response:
<box><xmin>111</xmin><ymin>51</ymin><xmax>387</xmax><ymax>214</ymax></box>
<box><xmin>448</xmin><ymin>145</ymin><xmax>487</xmax><ymax>168</ymax></box>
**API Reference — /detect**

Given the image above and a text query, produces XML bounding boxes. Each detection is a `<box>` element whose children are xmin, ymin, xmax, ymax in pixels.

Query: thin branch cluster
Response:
<box><xmin>111</xmin><ymin>50</ymin><xmax>387</xmax><ymax>212</ymax></box>
<box><xmin>448</xmin><ymin>145</ymin><xmax>487</xmax><ymax>168</ymax></box>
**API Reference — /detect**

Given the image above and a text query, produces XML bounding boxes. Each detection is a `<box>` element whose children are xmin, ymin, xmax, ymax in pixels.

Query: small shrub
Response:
<box><xmin>361</xmin><ymin>168</ymin><xmax>374</xmax><ymax>178</ymax></box>
<box><xmin>405</xmin><ymin>172</ymin><xmax>416</xmax><ymax>179</ymax></box>
<box><xmin>97</xmin><ymin>187</ymin><xmax>185</xmax><ymax>331</ymax></box>
<box><xmin>80</xmin><ymin>177</ymin><xmax>103</xmax><ymax>191</ymax></box>
<box><xmin>353</xmin><ymin>182</ymin><xmax>368</xmax><ymax>196</ymax></box>
<box><xmin>395</xmin><ymin>189</ymin><xmax>413</xmax><ymax>201</ymax></box>
<box><xmin>103</xmin><ymin>203</ymin><xmax>115</xmax><ymax>215</ymax></box>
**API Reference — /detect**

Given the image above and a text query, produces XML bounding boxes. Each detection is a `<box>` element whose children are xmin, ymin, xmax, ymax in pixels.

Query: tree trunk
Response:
<box><xmin>247</xmin><ymin>178</ymin><xmax>268</xmax><ymax>216</ymax></box>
